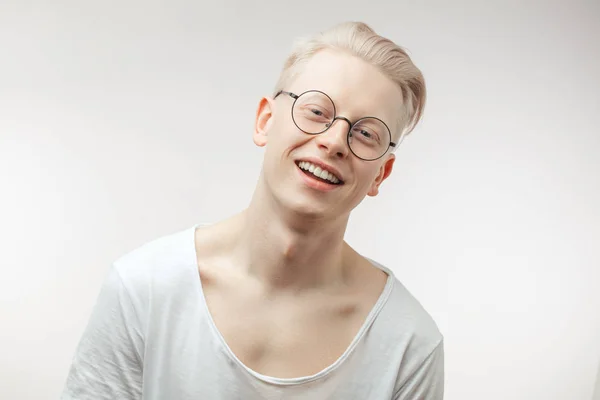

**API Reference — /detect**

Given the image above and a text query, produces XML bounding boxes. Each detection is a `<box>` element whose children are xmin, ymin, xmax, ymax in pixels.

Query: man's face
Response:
<box><xmin>253</xmin><ymin>49</ymin><xmax>404</xmax><ymax>221</ymax></box>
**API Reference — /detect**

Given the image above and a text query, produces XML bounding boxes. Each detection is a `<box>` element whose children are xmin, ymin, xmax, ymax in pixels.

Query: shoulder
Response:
<box><xmin>60</xmin><ymin>225</ymin><xmax>198</xmax><ymax>398</ymax></box>
<box><xmin>366</xmin><ymin>259</ymin><xmax>444</xmax><ymax>396</ymax></box>
<box><xmin>111</xmin><ymin>224</ymin><xmax>198</xmax><ymax>296</ymax></box>
<box><xmin>369</xmin><ymin>258</ymin><xmax>443</xmax><ymax>360</ymax></box>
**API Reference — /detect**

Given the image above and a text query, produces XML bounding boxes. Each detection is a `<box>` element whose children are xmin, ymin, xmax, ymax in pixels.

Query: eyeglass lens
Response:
<box><xmin>291</xmin><ymin>91</ymin><xmax>391</xmax><ymax>160</ymax></box>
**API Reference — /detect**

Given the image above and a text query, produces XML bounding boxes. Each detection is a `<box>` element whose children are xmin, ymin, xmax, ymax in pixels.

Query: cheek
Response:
<box><xmin>263</xmin><ymin>125</ymin><xmax>308</xmax><ymax>169</ymax></box>
<box><xmin>354</xmin><ymin>167</ymin><xmax>381</xmax><ymax>188</ymax></box>
<box><xmin>270</xmin><ymin>124</ymin><xmax>312</xmax><ymax>153</ymax></box>
<box><xmin>348</xmin><ymin>167</ymin><xmax>385</xmax><ymax>199</ymax></box>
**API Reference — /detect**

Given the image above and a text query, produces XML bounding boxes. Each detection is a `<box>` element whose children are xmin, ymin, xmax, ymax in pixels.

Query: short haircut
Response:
<box><xmin>274</xmin><ymin>21</ymin><xmax>426</xmax><ymax>141</ymax></box>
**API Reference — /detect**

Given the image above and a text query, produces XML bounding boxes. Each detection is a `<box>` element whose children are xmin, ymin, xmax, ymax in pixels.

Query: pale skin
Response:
<box><xmin>194</xmin><ymin>49</ymin><xmax>406</xmax><ymax>378</ymax></box>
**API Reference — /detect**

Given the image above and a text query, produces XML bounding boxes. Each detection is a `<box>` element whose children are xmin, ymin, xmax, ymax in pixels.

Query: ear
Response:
<box><xmin>253</xmin><ymin>97</ymin><xmax>274</xmax><ymax>147</ymax></box>
<box><xmin>367</xmin><ymin>154</ymin><xmax>395</xmax><ymax>197</ymax></box>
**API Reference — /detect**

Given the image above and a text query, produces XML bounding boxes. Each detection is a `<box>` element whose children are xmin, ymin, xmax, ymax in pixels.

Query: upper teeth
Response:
<box><xmin>298</xmin><ymin>161</ymin><xmax>341</xmax><ymax>184</ymax></box>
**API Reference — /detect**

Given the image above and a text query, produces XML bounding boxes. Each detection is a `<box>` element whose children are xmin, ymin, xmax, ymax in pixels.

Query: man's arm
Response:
<box><xmin>394</xmin><ymin>340</ymin><xmax>445</xmax><ymax>400</ymax></box>
<box><xmin>61</xmin><ymin>265</ymin><xmax>144</xmax><ymax>400</ymax></box>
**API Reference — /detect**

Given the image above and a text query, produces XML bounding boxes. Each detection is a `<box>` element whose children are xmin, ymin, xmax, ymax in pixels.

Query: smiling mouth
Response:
<box><xmin>295</xmin><ymin>161</ymin><xmax>344</xmax><ymax>185</ymax></box>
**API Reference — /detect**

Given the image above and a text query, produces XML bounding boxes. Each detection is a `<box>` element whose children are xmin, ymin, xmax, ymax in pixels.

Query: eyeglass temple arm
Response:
<box><xmin>274</xmin><ymin>90</ymin><xmax>299</xmax><ymax>100</ymax></box>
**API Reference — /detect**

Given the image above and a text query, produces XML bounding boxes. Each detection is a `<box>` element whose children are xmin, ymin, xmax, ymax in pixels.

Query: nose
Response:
<box><xmin>315</xmin><ymin>117</ymin><xmax>351</xmax><ymax>159</ymax></box>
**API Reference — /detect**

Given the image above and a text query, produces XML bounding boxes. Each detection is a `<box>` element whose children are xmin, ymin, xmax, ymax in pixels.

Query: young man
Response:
<box><xmin>61</xmin><ymin>21</ymin><xmax>444</xmax><ymax>399</ymax></box>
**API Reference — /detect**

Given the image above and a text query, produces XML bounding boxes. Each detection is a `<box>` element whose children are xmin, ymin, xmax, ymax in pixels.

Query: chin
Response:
<box><xmin>262</xmin><ymin>164</ymin><xmax>354</xmax><ymax>220</ymax></box>
<box><xmin>285</xmin><ymin>197</ymin><xmax>328</xmax><ymax>219</ymax></box>
<box><xmin>282</xmin><ymin>191</ymin><xmax>354</xmax><ymax>224</ymax></box>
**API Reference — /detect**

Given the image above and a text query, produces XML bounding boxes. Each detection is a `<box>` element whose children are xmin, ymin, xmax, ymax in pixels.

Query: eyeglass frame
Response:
<box><xmin>273</xmin><ymin>89</ymin><xmax>397</xmax><ymax>161</ymax></box>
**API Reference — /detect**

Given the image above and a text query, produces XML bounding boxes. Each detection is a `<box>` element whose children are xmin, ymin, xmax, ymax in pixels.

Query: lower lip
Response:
<box><xmin>295</xmin><ymin>164</ymin><xmax>341</xmax><ymax>192</ymax></box>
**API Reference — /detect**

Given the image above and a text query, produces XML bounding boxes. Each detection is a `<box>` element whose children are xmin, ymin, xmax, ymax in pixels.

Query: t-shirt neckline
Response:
<box><xmin>188</xmin><ymin>223</ymin><xmax>396</xmax><ymax>386</ymax></box>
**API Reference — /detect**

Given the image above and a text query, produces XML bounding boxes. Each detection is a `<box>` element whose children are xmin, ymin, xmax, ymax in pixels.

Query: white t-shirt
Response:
<box><xmin>61</xmin><ymin>224</ymin><xmax>444</xmax><ymax>399</ymax></box>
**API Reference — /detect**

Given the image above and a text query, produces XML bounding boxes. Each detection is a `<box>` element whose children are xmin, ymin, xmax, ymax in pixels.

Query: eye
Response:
<box><xmin>352</xmin><ymin>127</ymin><xmax>378</xmax><ymax>142</ymax></box>
<box><xmin>359</xmin><ymin>130</ymin><xmax>372</xmax><ymax>138</ymax></box>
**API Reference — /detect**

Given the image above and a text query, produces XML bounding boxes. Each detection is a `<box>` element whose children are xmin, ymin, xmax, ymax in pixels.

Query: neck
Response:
<box><xmin>232</xmin><ymin>179</ymin><xmax>350</xmax><ymax>293</ymax></box>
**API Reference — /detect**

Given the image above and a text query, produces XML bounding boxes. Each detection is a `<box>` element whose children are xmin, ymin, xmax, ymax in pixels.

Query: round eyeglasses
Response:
<box><xmin>274</xmin><ymin>89</ymin><xmax>396</xmax><ymax>161</ymax></box>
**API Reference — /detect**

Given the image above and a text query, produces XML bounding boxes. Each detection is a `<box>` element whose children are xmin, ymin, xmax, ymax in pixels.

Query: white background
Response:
<box><xmin>1</xmin><ymin>1</ymin><xmax>599</xmax><ymax>399</ymax></box>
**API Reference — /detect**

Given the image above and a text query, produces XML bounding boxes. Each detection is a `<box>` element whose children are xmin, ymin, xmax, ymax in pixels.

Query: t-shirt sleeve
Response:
<box><xmin>61</xmin><ymin>264</ymin><xmax>145</xmax><ymax>400</ymax></box>
<box><xmin>393</xmin><ymin>340</ymin><xmax>445</xmax><ymax>400</ymax></box>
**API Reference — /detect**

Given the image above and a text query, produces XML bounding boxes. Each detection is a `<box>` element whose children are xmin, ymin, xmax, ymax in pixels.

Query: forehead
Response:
<box><xmin>288</xmin><ymin>50</ymin><xmax>403</xmax><ymax>130</ymax></box>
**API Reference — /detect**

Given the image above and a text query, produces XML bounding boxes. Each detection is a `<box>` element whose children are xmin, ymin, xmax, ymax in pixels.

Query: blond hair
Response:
<box><xmin>274</xmin><ymin>22</ymin><xmax>426</xmax><ymax>141</ymax></box>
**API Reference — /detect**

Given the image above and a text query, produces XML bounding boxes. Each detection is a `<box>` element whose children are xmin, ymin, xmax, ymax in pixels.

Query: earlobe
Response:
<box><xmin>253</xmin><ymin>97</ymin><xmax>273</xmax><ymax>147</ymax></box>
<box><xmin>367</xmin><ymin>155</ymin><xmax>395</xmax><ymax>197</ymax></box>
